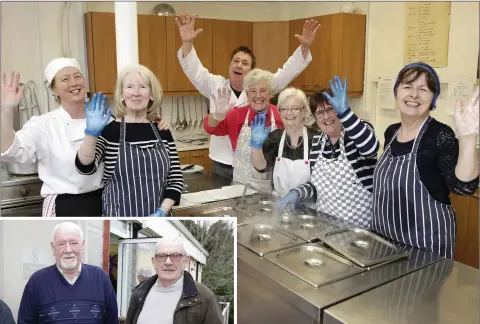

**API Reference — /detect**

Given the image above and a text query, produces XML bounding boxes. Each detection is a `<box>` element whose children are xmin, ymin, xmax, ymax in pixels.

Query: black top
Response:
<box><xmin>385</xmin><ymin>118</ymin><xmax>479</xmax><ymax>205</ymax></box>
<box><xmin>75</xmin><ymin>121</ymin><xmax>184</xmax><ymax>205</ymax></box>
<box><xmin>230</xmin><ymin>85</ymin><xmax>242</xmax><ymax>98</ymax></box>
<box><xmin>256</xmin><ymin>127</ymin><xmax>318</xmax><ymax>172</ymax></box>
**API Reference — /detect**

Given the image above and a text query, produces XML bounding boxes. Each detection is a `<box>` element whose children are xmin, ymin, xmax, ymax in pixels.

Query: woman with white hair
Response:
<box><xmin>203</xmin><ymin>68</ymin><xmax>283</xmax><ymax>190</ymax></box>
<box><xmin>250</xmin><ymin>87</ymin><xmax>317</xmax><ymax>196</ymax></box>
<box><xmin>76</xmin><ymin>64</ymin><xmax>184</xmax><ymax>217</ymax></box>
<box><xmin>1</xmin><ymin>59</ymin><xmax>105</xmax><ymax>216</ymax></box>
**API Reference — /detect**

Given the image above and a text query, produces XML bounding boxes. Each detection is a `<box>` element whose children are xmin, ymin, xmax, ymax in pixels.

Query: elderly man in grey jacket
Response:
<box><xmin>126</xmin><ymin>237</ymin><xmax>223</xmax><ymax>324</ymax></box>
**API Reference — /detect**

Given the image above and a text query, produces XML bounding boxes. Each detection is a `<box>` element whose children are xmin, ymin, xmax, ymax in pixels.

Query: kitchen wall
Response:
<box><xmin>1</xmin><ymin>1</ymin><xmax>478</xmax><ymax>145</ymax></box>
<box><xmin>1</xmin><ymin>2</ymin><xmax>87</xmax><ymax>115</ymax></box>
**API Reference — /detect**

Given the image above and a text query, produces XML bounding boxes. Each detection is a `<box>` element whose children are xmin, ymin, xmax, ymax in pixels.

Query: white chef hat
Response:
<box><xmin>44</xmin><ymin>57</ymin><xmax>81</xmax><ymax>86</ymax></box>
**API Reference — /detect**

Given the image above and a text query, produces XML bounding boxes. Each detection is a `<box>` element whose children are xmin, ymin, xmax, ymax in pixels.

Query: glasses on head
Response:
<box><xmin>154</xmin><ymin>253</ymin><xmax>183</xmax><ymax>262</ymax></box>
<box><xmin>278</xmin><ymin>106</ymin><xmax>304</xmax><ymax>114</ymax></box>
<box><xmin>315</xmin><ymin>107</ymin><xmax>336</xmax><ymax>118</ymax></box>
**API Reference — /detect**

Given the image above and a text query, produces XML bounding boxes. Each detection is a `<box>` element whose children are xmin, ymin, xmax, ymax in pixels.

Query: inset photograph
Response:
<box><xmin>0</xmin><ymin>218</ymin><xmax>234</xmax><ymax>324</ymax></box>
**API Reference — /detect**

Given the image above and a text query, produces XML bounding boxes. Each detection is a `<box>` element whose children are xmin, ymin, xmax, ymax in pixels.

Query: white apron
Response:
<box><xmin>311</xmin><ymin>133</ymin><xmax>373</xmax><ymax>228</ymax></box>
<box><xmin>273</xmin><ymin>127</ymin><xmax>310</xmax><ymax>197</ymax></box>
<box><xmin>233</xmin><ymin>109</ymin><xmax>277</xmax><ymax>192</ymax></box>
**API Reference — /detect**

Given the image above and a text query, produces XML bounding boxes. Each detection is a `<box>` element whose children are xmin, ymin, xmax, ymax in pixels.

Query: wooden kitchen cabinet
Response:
<box><xmin>451</xmin><ymin>190</ymin><xmax>479</xmax><ymax>269</ymax></box>
<box><xmin>190</xmin><ymin>149</ymin><xmax>212</xmax><ymax>173</ymax></box>
<box><xmin>177</xmin><ymin>149</ymin><xmax>212</xmax><ymax>173</ymax></box>
<box><xmin>253</xmin><ymin>21</ymin><xmax>290</xmax><ymax>74</ymax></box>
<box><xmin>178</xmin><ymin>151</ymin><xmax>191</xmax><ymax>165</ymax></box>
<box><xmin>85</xmin><ymin>12</ymin><xmax>168</xmax><ymax>95</ymax></box>
<box><xmin>85</xmin><ymin>12</ymin><xmax>117</xmax><ymax>95</ymax></box>
<box><xmin>166</xmin><ymin>17</ymin><xmax>213</xmax><ymax>92</ymax></box>
<box><xmin>138</xmin><ymin>15</ymin><xmax>167</xmax><ymax>88</ymax></box>
<box><xmin>289</xmin><ymin>13</ymin><xmax>366</xmax><ymax>96</ymax></box>
<box><xmin>212</xmin><ymin>20</ymin><xmax>253</xmax><ymax>78</ymax></box>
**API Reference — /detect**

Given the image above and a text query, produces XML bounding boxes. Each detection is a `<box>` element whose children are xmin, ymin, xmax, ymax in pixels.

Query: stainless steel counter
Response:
<box><xmin>238</xmin><ymin>242</ymin><xmax>443</xmax><ymax>323</ymax></box>
<box><xmin>323</xmin><ymin>259</ymin><xmax>479</xmax><ymax>324</ymax></box>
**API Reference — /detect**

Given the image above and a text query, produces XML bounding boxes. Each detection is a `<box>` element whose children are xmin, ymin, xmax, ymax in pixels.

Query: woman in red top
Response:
<box><xmin>203</xmin><ymin>68</ymin><xmax>284</xmax><ymax>191</ymax></box>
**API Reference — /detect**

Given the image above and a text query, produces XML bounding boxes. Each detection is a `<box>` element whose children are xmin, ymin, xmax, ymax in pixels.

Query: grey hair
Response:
<box><xmin>277</xmin><ymin>87</ymin><xmax>313</xmax><ymax>122</ymax></box>
<box><xmin>52</xmin><ymin>222</ymin><xmax>84</xmax><ymax>242</ymax></box>
<box><xmin>243</xmin><ymin>68</ymin><xmax>276</xmax><ymax>94</ymax></box>
<box><xmin>277</xmin><ymin>87</ymin><xmax>309</xmax><ymax>109</ymax></box>
<box><xmin>137</xmin><ymin>268</ymin><xmax>153</xmax><ymax>278</ymax></box>
<box><xmin>154</xmin><ymin>236</ymin><xmax>188</xmax><ymax>256</ymax></box>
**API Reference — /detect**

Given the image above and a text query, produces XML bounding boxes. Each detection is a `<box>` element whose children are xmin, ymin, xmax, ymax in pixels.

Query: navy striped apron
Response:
<box><xmin>371</xmin><ymin>116</ymin><xmax>456</xmax><ymax>259</ymax></box>
<box><xmin>102</xmin><ymin>118</ymin><xmax>170</xmax><ymax>216</ymax></box>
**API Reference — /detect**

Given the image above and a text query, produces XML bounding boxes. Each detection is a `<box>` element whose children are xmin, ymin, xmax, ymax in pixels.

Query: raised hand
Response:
<box><xmin>295</xmin><ymin>19</ymin><xmax>320</xmax><ymax>48</ymax></box>
<box><xmin>175</xmin><ymin>13</ymin><xmax>203</xmax><ymax>43</ymax></box>
<box><xmin>250</xmin><ymin>114</ymin><xmax>271</xmax><ymax>149</ymax></box>
<box><xmin>212</xmin><ymin>87</ymin><xmax>234</xmax><ymax>121</ymax></box>
<box><xmin>323</xmin><ymin>76</ymin><xmax>349</xmax><ymax>115</ymax></box>
<box><xmin>1</xmin><ymin>71</ymin><xmax>24</xmax><ymax>112</ymax></box>
<box><xmin>84</xmin><ymin>92</ymin><xmax>111</xmax><ymax>137</ymax></box>
<box><xmin>453</xmin><ymin>86</ymin><xmax>479</xmax><ymax>137</ymax></box>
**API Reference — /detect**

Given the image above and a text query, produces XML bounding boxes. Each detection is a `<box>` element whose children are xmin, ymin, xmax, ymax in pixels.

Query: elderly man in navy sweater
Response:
<box><xmin>18</xmin><ymin>222</ymin><xmax>119</xmax><ymax>324</ymax></box>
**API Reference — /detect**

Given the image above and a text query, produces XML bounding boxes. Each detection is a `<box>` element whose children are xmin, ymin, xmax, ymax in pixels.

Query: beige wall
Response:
<box><xmin>0</xmin><ymin>219</ymin><xmax>104</xmax><ymax>318</ymax></box>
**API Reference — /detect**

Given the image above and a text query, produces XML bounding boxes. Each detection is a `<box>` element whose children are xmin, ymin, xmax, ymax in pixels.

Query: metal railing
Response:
<box><xmin>219</xmin><ymin>302</ymin><xmax>230</xmax><ymax>324</ymax></box>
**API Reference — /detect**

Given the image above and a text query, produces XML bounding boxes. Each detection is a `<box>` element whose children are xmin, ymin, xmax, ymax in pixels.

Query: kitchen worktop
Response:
<box><xmin>322</xmin><ymin>258</ymin><xmax>479</xmax><ymax>324</ymax></box>
<box><xmin>238</xmin><ymin>233</ymin><xmax>443</xmax><ymax>323</ymax></box>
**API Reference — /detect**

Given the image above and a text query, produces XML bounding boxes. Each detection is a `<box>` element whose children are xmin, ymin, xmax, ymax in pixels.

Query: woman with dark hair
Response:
<box><xmin>278</xmin><ymin>76</ymin><xmax>380</xmax><ymax>228</ymax></box>
<box><xmin>370</xmin><ymin>62</ymin><xmax>479</xmax><ymax>259</ymax></box>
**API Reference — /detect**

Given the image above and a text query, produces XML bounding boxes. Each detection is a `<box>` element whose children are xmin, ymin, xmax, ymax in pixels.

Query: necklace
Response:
<box><xmin>286</xmin><ymin>135</ymin><xmax>303</xmax><ymax>149</ymax></box>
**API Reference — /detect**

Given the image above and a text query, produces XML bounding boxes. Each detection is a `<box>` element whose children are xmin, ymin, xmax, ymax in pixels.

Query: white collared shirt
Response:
<box><xmin>177</xmin><ymin>45</ymin><xmax>313</xmax><ymax>165</ymax></box>
<box><xmin>1</xmin><ymin>107</ymin><xmax>104</xmax><ymax>196</ymax></box>
<box><xmin>57</xmin><ymin>263</ymin><xmax>82</xmax><ymax>285</ymax></box>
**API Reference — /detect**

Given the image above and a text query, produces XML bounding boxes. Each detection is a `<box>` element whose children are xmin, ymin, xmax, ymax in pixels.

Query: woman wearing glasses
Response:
<box><xmin>250</xmin><ymin>87</ymin><xmax>316</xmax><ymax>197</ymax></box>
<box><xmin>278</xmin><ymin>77</ymin><xmax>380</xmax><ymax>228</ymax></box>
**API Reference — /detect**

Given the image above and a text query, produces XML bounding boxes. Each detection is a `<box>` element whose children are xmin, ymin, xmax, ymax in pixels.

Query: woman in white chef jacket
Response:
<box><xmin>278</xmin><ymin>77</ymin><xmax>380</xmax><ymax>228</ymax></box>
<box><xmin>1</xmin><ymin>58</ymin><xmax>106</xmax><ymax>216</ymax></box>
<box><xmin>250</xmin><ymin>87</ymin><xmax>317</xmax><ymax>196</ymax></box>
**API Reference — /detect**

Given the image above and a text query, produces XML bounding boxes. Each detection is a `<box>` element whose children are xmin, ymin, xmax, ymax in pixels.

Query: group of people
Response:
<box><xmin>1</xmin><ymin>12</ymin><xmax>479</xmax><ymax>259</ymax></box>
<box><xmin>206</xmin><ymin>56</ymin><xmax>479</xmax><ymax>258</ymax></box>
<box><xmin>1</xmin><ymin>222</ymin><xmax>223</xmax><ymax>324</ymax></box>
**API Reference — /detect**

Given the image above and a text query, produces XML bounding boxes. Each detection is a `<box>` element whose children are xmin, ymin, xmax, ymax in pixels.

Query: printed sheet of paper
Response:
<box><xmin>404</xmin><ymin>2</ymin><xmax>451</xmax><ymax>67</ymax></box>
<box><xmin>448</xmin><ymin>79</ymin><xmax>474</xmax><ymax>115</ymax></box>
<box><xmin>376</xmin><ymin>77</ymin><xmax>397</xmax><ymax>110</ymax></box>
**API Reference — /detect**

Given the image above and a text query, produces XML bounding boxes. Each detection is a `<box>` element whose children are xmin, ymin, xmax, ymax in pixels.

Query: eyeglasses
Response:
<box><xmin>315</xmin><ymin>107</ymin><xmax>336</xmax><ymax>118</ymax></box>
<box><xmin>278</xmin><ymin>106</ymin><xmax>304</xmax><ymax>114</ymax></box>
<box><xmin>55</xmin><ymin>240</ymin><xmax>81</xmax><ymax>250</ymax></box>
<box><xmin>154</xmin><ymin>253</ymin><xmax>183</xmax><ymax>262</ymax></box>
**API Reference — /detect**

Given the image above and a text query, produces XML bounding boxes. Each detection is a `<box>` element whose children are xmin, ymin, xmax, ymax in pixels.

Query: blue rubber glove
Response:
<box><xmin>148</xmin><ymin>207</ymin><xmax>166</xmax><ymax>217</ymax></box>
<box><xmin>84</xmin><ymin>92</ymin><xmax>112</xmax><ymax>137</ymax></box>
<box><xmin>250</xmin><ymin>114</ymin><xmax>271</xmax><ymax>149</ymax></box>
<box><xmin>278</xmin><ymin>190</ymin><xmax>300</xmax><ymax>214</ymax></box>
<box><xmin>322</xmin><ymin>76</ymin><xmax>349</xmax><ymax>115</ymax></box>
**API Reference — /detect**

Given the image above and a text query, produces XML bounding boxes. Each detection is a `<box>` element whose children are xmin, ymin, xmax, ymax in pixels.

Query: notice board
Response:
<box><xmin>404</xmin><ymin>2</ymin><xmax>451</xmax><ymax>67</ymax></box>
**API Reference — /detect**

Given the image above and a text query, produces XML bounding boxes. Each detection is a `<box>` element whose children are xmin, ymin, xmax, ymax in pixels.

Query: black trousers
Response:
<box><xmin>212</xmin><ymin>161</ymin><xmax>234</xmax><ymax>188</ymax></box>
<box><xmin>54</xmin><ymin>188</ymin><xmax>103</xmax><ymax>216</ymax></box>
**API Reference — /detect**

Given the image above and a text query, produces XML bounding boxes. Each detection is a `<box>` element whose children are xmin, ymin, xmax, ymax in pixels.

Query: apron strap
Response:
<box><xmin>277</xmin><ymin>130</ymin><xmax>287</xmax><ymax>158</ymax></box>
<box><xmin>411</xmin><ymin>116</ymin><xmax>432</xmax><ymax>157</ymax></box>
<box><xmin>120</xmin><ymin>117</ymin><xmax>126</xmax><ymax>146</ymax></box>
<box><xmin>149</xmin><ymin>121</ymin><xmax>163</xmax><ymax>141</ymax></box>
<box><xmin>303</xmin><ymin>127</ymin><xmax>309</xmax><ymax>161</ymax></box>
